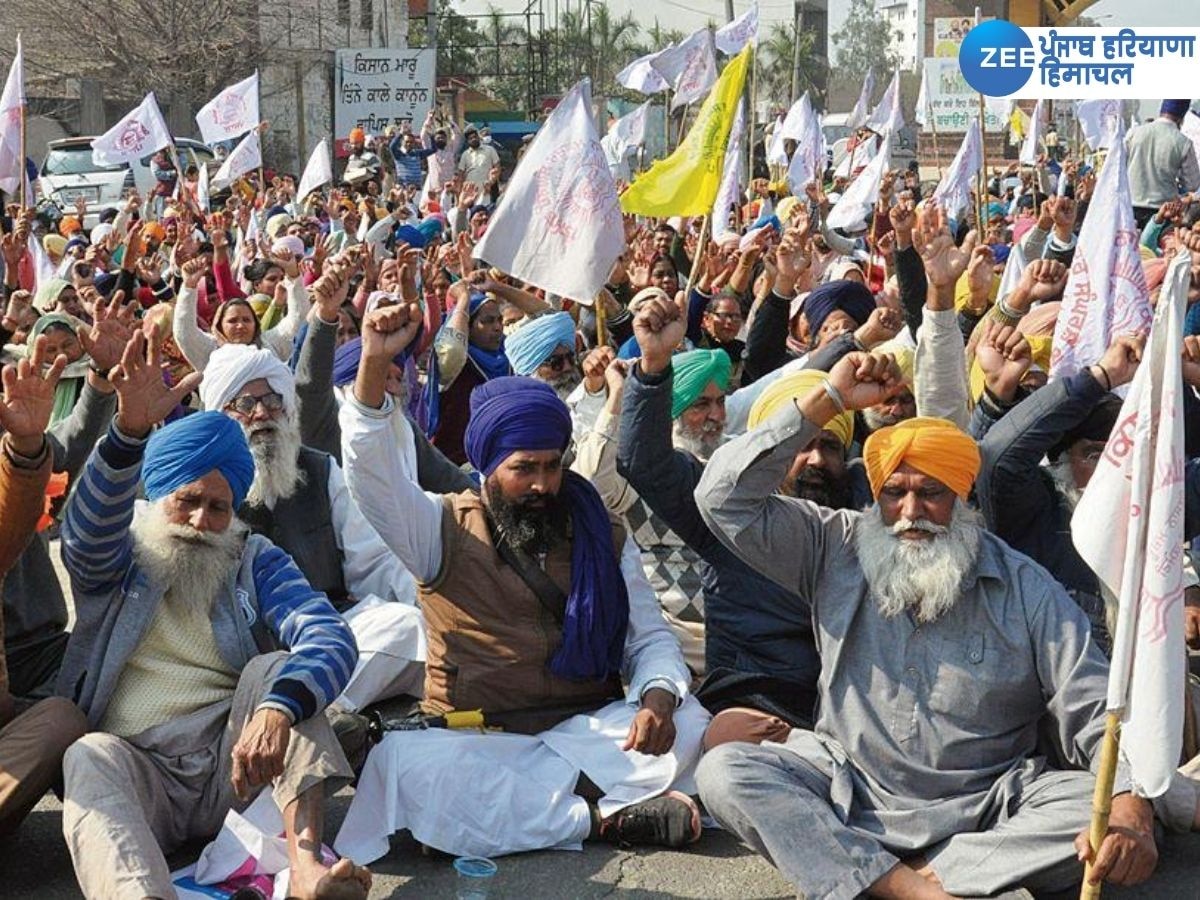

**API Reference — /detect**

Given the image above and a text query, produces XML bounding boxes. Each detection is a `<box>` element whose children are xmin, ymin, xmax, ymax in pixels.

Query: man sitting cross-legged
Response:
<box><xmin>56</xmin><ymin>332</ymin><xmax>370</xmax><ymax>899</ymax></box>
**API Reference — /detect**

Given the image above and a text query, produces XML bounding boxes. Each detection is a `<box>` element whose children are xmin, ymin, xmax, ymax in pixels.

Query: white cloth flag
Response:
<box><xmin>605</xmin><ymin>102</ymin><xmax>651</xmax><ymax>160</ymax></box>
<box><xmin>845</xmin><ymin>69</ymin><xmax>875</xmax><ymax>131</ymax></box>
<box><xmin>297</xmin><ymin>138</ymin><xmax>333</xmax><ymax>202</ymax></box>
<box><xmin>195</xmin><ymin>72</ymin><xmax>259</xmax><ymax>146</ymax></box>
<box><xmin>866</xmin><ymin>70</ymin><xmax>903</xmax><ymax>137</ymax></box>
<box><xmin>778</xmin><ymin>94</ymin><xmax>811</xmax><ymax>142</ymax></box>
<box><xmin>715</xmin><ymin>3</ymin><xmax>759</xmax><ymax>55</ymax></box>
<box><xmin>0</xmin><ymin>36</ymin><xmax>25</xmax><ymax>195</ymax></box>
<box><xmin>712</xmin><ymin>105</ymin><xmax>746</xmax><ymax>241</ymax></box>
<box><xmin>1181</xmin><ymin>111</ymin><xmax>1200</xmax><ymax>180</ymax></box>
<box><xmin>1050</xmin><ymin>134</ymin><xmax>1152</xmax><ymax>379</ymax></box>
<box><xmin>787</xmin><ymin>103</ymin><xmax>825</xmax><ymax>195</ymax></box>
<box><xmin>616</xmin><ymin>48</ymin><xmax>672</xmax><ymax>95</ymax></box>
<box><xmin>196</xmin><ymin>162</ymin><xmax>210</xmax><ymax>213</ymax></box>
<box><xmin>212</xmin><ymin>129</ymin><xmax>261</xmax><ymax>189</ymax></box>
<box><xmin>474</xmin><ymin>79</ymin><xmax>623</xmax><ymax>303</ymax></box>
<box><xmin>28</xmin><ymin>232</ymin><xmax>53</xmax><ymax>295</ymax></box>
<box><xmin>1071</xmin><ymin>248</ymin><xmax>1190</xmax><ymax>798</ymax></box>
<box><xmin>1019</xmin><ymin>99</ymin><xmax>1046</xmax><ymax>165</ymax></box>
<box><xmin>92</xmin><ymin>92</ymin><xmax>172</xmax><ymax>167</ymax></box>
<box><xmin>834</xmin><ymin>134</ymin><xmax>878</xmax><ymax>180</ymax></box>
<box><xmin>827</xmin><ymin>135</ymin><xmax>891</xmax><ymax>231</ymax></box>
<box><xmin>931</xmin><ymin>125</ymin><xmax>982</xmax><ymax>218</ymax></box>
<box><xmin>1076</xmin><ymin>99</ymin><xmax>1122</xmax><ymax>150</ymax></box>
<box><xmin>914</xmin><ymin>62</ymin><xmax>930</xmax><ymax>128</ymax></box>
<box><xmin>665</xmin><ymin>29</ymin><xmax>717</xmax><ymax>110</ymax></box>
<box><xmin>765</xmin><ymin>116</ymin><xmax>788</xmax><ymax>167</ymax></box>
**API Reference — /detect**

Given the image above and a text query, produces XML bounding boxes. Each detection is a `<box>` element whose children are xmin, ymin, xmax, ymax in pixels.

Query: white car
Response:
<box><xmin>38</xmin><ymin>137</ymin><xmax>215</xmax><ymax>230</ymax></box>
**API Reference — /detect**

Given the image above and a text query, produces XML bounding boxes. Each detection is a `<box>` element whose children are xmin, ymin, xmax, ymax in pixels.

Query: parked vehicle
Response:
<box><xmin>38</xmin><ymin>137</ymin><xmax>216</xmax><ymax>229</ymax></box>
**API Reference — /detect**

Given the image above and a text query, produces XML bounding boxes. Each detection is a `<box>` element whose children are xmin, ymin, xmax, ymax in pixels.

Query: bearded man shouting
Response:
<box><xmin>693</xmin><ymin>351</ymin><xmax>1166</xmax><ymax>897</ymax></box>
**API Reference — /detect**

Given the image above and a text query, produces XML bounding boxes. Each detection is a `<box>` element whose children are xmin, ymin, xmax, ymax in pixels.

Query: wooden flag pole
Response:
<box><xmin>928</xmin><ymin>114</ymin><xmax>944</xmax><ymax>180</ymax></box>
<box><xmin>1080</xmin><ymin>711</ymin><xmax>1122</xmax><ymax>899</ymax></box>
<box><xmin>976</xmin><ymin>100</ymin><xmax>988</xmax><ymax>234</ymax></box>
<box><xmin>18</xmin><ymin>93</ymin><xmax>26</xmax><ymax>209</ymax></box>
<box><xmin>746</xmin><ymin>46</ymin><xmax>758</xmax><ymax>183</ymax></box>
<box><xmin>595</xmin><ymin>291</ymin><xmax>607</xmax><ymax>347</ymax></box>
<box><xmin>677</xmin><ymin>103</ymin><xmax>691</xmax><ymax>148</ymax></box>
<box><xmin>683</xmin><ymin>214</ymin><xmax>711</xmax><ymax>297</ymax></box>
<box><xmin>664</xmin><ymin>88</ymin><xmax>673</xmax><ymax>154</ymax></box>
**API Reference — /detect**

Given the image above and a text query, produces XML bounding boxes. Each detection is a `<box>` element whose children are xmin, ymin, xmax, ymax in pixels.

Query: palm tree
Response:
<box><xmin>481</xmin><ymin>5</ymin><xmax>529</xmax><ymax>109</ymax></box>
<box><xmin>588</xmin><ymin>6</ymin><xmax>641</xmax><ymax>96</ymax></box>
<box><xmin>759</xmin><ymin>22</ymin><xmax>820</xmax><ymax>110</ymax></box>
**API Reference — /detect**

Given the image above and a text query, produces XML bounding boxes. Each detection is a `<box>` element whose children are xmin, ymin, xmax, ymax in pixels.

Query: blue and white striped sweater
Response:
<box><xmin>59</xmin><ymin>421</ymin><xmax>357</xmax><ymax>725</ymax></box>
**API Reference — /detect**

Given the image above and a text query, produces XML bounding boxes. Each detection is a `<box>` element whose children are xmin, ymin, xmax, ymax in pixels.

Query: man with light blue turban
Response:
<box><xmin>505</xmin><ymin>311</ymin><xmax>582</xmax><ymax>399</ymax></box>
<box><xmin>336</xmin><ymin>304</ymin><xmax>710</xmax><ymax>862</ymax></box>
<box><xmin>56</xmin><ymin>333</ymin><xmax>372</xmax><ymax>900</ymax></box>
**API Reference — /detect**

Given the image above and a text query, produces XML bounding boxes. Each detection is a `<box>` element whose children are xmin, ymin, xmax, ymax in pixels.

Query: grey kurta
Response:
<box><xmin>692</xmin><ymin>403</ymin><xmax>1127</xmax><ymax>896</ymax></box>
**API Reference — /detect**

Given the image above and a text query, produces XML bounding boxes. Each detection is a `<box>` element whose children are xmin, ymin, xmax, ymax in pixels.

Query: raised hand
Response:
<box><xmin>1183</xmin><ymin>335</ymin><xmax>1200</xmax><ymax>389</ymax></box>
<box><xmin>111</xmin><ymin>331</ymin><xmax>203</xmax><ymax>438</ymax></box>
<box><xmin>181</xmin><ymin>256</ymin><xmax>210</xmax><ymax>290</ymax></box>
<box><xmin>581</xmin><ymin>346</ymin><xmax>615</xmax><ymax>394</ymax></box>
<box><xmin>853</xmin><ymin>307</ymin><xmax>903</xmax><ymax>349</ymax></box>
<box><xmin>1094</xmin><ymin>333</ymin><xmax>1146</xmax><ymax>390</ymax></box>
<box><xmin>361</xmin><ymin>302</ymin><xmax>422</xmax><ymax>363</ymax></box>
<box><xmin>918</xmin><ymin>225</ymin><xmax>978</xmax><ymax>289</ymax></box>
<box><xmin>974</xmin><ymin>319</ymin><xmax>1032</xmax><ymax>403</ymax></box>
<box><xmin>888</xmin><ymin>200</ymin><xmax>916</xmax><ymax>249</ymax></box>
<box><xmin>1013</xmin><ymin>259</ymin><xmax>1069</xmax><ymax>309</ymax></box>
<box><xmin>0</xmin><ymin>335</ymin><xmax>69</xmax><ymax>454</ymax></box>
<box><xmin>78</xmin><ymin>290</ymin><xmax>138</xmax><ymax>373</ymax></box>
<box><xmin>964</xmin><ymin>245</ymin><xmax>996</xmax><ymax>307</ymax></box>
<box><xmin>821</xmin><ymin>351</ymin><xmax>905</xmax><ymax>414</ymax></box>
<box><xmin>632</xmin><ymin>290</ymin><xmax>688</xmax><ymax>375</ymax></box>
<box><xmin>3</xmin><ymin>289</ymin><xmax>33</xmax><ymax>328</ymax></box>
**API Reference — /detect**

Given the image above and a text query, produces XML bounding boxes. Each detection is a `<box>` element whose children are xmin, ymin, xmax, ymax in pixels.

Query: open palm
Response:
<box><xmin>111</xmin><ymin>332</ymin><xmax>203</xmax><ymax>437</ymax></box>
<box><xmin>79</xmin><ymin>291</ymin><xmax>138</xmax><ymax>372</ymax></box>
<box><xmin>0</xmin><ymin>336</ymin><xmax>68</xmax><ymax>441</ymax></box>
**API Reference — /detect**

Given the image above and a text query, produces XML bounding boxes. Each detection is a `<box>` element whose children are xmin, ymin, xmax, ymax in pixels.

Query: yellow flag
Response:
<box><xmin>620</xmin><ymin>45</ymin><xmax>751</xmax><ymax>217</ymax></box>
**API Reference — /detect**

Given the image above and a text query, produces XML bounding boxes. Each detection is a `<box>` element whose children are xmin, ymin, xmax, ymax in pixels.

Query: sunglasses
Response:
<box><xmin>226</xmin><ymin>391</ymin><xmax>285</xmax><ymax>416</ymax></box>
<box><xmin>540</xmin><ymin>351</ymin><xmax>576</xmax><ymax>373</ymax></box>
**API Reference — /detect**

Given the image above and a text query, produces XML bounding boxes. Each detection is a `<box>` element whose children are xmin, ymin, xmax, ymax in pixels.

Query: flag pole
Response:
<box><xmin>677</xmin><ymin>103</ymin><xmax>691</xmax><ymax>148</ymax></box>
<box><xmin>595</xmin><ymin>291</ymin><xmax>607</xmax><ymax>346</ymax></box>
<box><xmin>928</xmin><ymin>115</ymin><xmax>944</xmax><ymax>180</ymax></box>
<box><xmin>746</xmin><ymin>45</ymin><xmax>758</xmax><ymax>183</ymax></box>
<box><xmin>1080</xmin><ymin>711</ymin><xmax>1123</xmax><ymax>899</ymax></box>
<box><xmin>974</xmin><ymin>8</ymin><xmax>988</xmax><ymax>235</ymax></box>
<box><xmin>664</xmin><ymin>89</ymin><xmax>672</xmax><ymax>155</ymax></box>
<box><xmin>683</xmin><ymin>214</ymin><xmax>710</xmax><ymax>297</ymax></box>
<box><xmin>18</xmin><ymin>90</ymin><xmax>26</xmax><ymax>209</ymax></box>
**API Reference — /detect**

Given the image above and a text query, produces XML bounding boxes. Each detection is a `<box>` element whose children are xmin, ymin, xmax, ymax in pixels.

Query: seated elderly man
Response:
<box><xmin>613</xmin><ymin>295</ymin><xmax>868</xmax><ymax>748</ymax></box>
<box><xmin>693</xmin><ymin>351</ymin><xmax>1176</xmax><ymax>897</ymax></box>
<box><xmin>0</xmin><ymin>339</ymin><xmax>87</xmax><ymax>835</ymax></box>
<box><xmin>333</xmin><ymin>304</ymin><xmax>707</xmax><ymax>861</ymax></box>
<box><xmin>57</xmin><ymin>333</ymin><xmax>369</xmax><ymax>900</ymax></box>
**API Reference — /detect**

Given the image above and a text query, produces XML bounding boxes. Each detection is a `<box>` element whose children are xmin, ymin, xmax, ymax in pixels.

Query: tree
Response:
<box><xmin>760</xmin><ymin>23</ymin><xmax>820</xmax><ymax>111</ymax></box>
<box><xmin>831</xmin><ymin>0</ymin><xmax>902</xmax><ymax>79</ymax></box>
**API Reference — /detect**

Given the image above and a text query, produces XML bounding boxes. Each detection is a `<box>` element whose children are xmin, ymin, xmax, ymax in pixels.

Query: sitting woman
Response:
<box><xmin>20</xmin><ymin>313</ymin><xmax>91</xmax><ymax>425</ymax></box>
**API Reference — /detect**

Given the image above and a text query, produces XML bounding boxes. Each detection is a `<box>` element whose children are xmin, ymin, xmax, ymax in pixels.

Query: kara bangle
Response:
<box><xmin>822</xmin><ymin>378</ymin><xmax>847</xmax><ymax>415</ymax></box>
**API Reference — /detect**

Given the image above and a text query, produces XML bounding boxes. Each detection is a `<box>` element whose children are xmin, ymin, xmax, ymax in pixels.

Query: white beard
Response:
<box><xmin>861</xmin><ymin>407</ymin><xmax>902</xmax><ymax>434</ymax></box>
<box><xmin>542</xmin><ymin>367</ymin><xmax>582</xmax><ymax>401</ymax></box>
<box><xmin>672</xmin><ymin>417</ymin><xmax>724</xmax><ymax>462</ymax></box>
<box><xmin>854</xmin><ymin>500</ymin><xmax>983</xmax><ymax>624</ymax></box>
<box><xmin>242</xmin><ymin>412</ymin><xmax>305</xmax><ymax>509</ymax></box>
<box><xmin>130</xmin><ymin>500</ymin><xmax>248</xmax><ymax>612</ymax></box>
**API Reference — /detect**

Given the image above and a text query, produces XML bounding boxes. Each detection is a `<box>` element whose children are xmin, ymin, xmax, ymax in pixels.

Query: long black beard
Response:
<box><xmin>486</xmin><ymin>481</ymin><xmax>568</xmax><ymax>556</ymax></box>
<box><xmin>788</xmin><ymin>466</ymin><xmax>853</xmax><ymax>510</ymax></box>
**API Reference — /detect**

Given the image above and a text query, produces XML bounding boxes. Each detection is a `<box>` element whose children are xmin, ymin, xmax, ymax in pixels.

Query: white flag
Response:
<box><xmin>983</xmin><ymin>95</ymin><xmax>1014</xmax><ymax>126</ymax></box>
<box><xmin>765</xmin><ymin>116</ymin><xmax>788</xmax><ymax>167</ymax></box>
<box><xmin>1180</xmin><ymin>110</ymin><xmax>1200</xmax><ymax>176</ymax></box>
<box><xmin>931</xmin><ymin>124</ymin><xmax>982</xmax><ymax>219</ymax></box>
<box><xmin>616</xmin><ymin>48</ymin><xmax>672</xmax><ymax>95</ymax></box>
<box><xmin>296</xmin><ymin>138</ymin><xmax>333</xmax><ymax>202</ymax></box>
<box><xmin>715</xmin><ymin>3</ymin><xmax>759</xmax><ymax>55</ymax></box>
<box><xmin>474</xmin><ymin>80</ymin><xmax>624</xmax><ymax>303</ymax></box>
<box><xmin>914</xmin><ymin>62</ymin><xmax>929</xmax><ymax>128</ymax></box>
<box><xmin>827</xmin><ymin>135</ymin><xmax>891</xmax><ymax>231</ymax></box>
<box><xmin>665</xmin><ymin>29</ymin><xmax>718</xmax><ymax>110</ymax></box>
<box><xmin>212</xmin><ymin>129</ymin><xmax>261</xmax><ymax>189</ymax></box>
<box><xmin>605</xmin><ymin>102</ymin><xmax>652</xmax><ymax>160</ymax></box>
<box><xmin>1050</xmin><ymin>134</ymin><xmax>1152</xmax><ymax>379</ymax></box>
<box><xmin>866</xmin><ymin>70</ymin><xmax>903</xmax><ymax>137</ymax></box>
<box><xmin>778</xmin><ymin>94</ymin><xmax>811</xmax><ymax>143</ymax></box>
<box><xmin>196</xmin><ymin>162</ymin><xmax>210</xmax><ymax>213</ymax></box>
<box><xmin>28</xmin><ymin>232</ymin><xmax>53</xmax><ymax>295</ymax></box>
<box><xmin>787</xmin><ymin>103</ymin><xmax>825</xmax><ymax>195</ymax></box>
<box><xmin>92</xmin><ymin>92</ymin><xmax>173</xmax><ymax>167</ymax></box>
<box><xmin>845</xmin><ymin>69</ymin><xmax>875</xmax><ymax>131</ymax></box>
<box><xmin>712</xmin><ymin>105</ymin><xmax>746</xmax><ymax>241</ymax></box>
<box><xmin>195</xmin><ymin>72</ymin><xmax>260</xmax><ymax>146</ymax></box>
<box><xmin>1071</xmin><ymin>247</ymin><xmax>1190</xmax><ymax>798</ymax></box>
<box><xmin>1076</xmin><ymin>99</ymin><xmax>1122</xmax><ymax>150</ymax></box>
<box><xmin>1019</xmin><ymin>99</ymin><xmax>1046</xmax><ymax>166</ymax></box>
<box><xmin>834</xmin><ymin>133</ymin><xmax>878</xmax><ymax>180</ymax></box>
<box><xmin>0</xmin><ymin>36</ymin><xmax>24</xmax><ymax>196</ymax></box>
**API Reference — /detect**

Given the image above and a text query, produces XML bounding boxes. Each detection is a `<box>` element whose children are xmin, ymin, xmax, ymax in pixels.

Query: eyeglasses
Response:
<box><xmin>226</xmin><ymin>392</ymin><xmax>285</xmax><ymax>416</ymax></box>
<box><xmin>540</xmin><ymin>351</ymin><xmax>576</xmax><ymax>373</ymax></box>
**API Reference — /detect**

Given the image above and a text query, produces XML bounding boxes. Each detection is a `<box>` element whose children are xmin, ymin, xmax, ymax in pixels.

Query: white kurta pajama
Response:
<box><xmin>334</xmin><ymin>394</ymin><xmax>708</xmax><ymax>861</ymax></box>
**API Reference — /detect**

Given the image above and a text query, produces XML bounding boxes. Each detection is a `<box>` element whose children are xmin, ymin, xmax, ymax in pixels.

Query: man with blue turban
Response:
<box><xmin>56</xmin><ymin>333</ymin><xmax>371</xmax><ymax>900</ymax></box>
<box><xmin>504</xmin><ymin>311</ymin><xmax>582</xmax><ymax>400</ymax></box>
<box><xmin>336</xmin><ymin>303</ymin><xmax>709</xmax><ymax>861</ymax></box>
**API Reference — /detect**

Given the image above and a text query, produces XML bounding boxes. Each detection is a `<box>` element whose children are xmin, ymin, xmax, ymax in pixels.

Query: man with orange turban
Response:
<box><xmin>693</xmin><ymin>350</ymin><xmax>1162</xmax><ymax>896</ymax></box>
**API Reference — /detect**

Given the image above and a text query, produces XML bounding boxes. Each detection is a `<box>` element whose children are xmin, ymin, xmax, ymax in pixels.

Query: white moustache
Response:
<box><xmin>890</xmin><ymin>518</ymin><xmax>949</xmax><ymax>536</ymax></box>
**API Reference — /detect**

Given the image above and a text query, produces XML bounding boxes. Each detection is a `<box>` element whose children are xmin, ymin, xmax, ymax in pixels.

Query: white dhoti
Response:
<box><xmin>334</xmin><ymin>596</ymin><xmax>427</xmax><ymax>711</ymax></box>
<box><xmin>334</xmin><ymin>695</ymin><xmax>710</xmax><ymax>860</ymax></box>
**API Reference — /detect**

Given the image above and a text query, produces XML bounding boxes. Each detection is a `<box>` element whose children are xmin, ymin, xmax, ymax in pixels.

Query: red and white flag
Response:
<box><xmin>195</xmin><ymin>72</ymin><xmax>260</xmax><ymax>146</ymax></box>
<box><xmin>1050</xmin><ymin>134</ymin><xmax>1152</xmax><ymax>379</ymax></box>
<box><xmin>1071</xmin><ymin>247</ymin><xmax>1191</xmax><ymax>797</ymax></box>
<box><xmin>931</xmin><ymin>123</ymin><xmax>982</xmax><ymax>218</ymax></box>
<box><xmin>0</xmin><ymin>36</ymin><xmax>25</xmax><ymax>196</ymax></box>
<box><xmin>474</xmin><ymin>80</ymin><xmax>623</xmax><ymax>303</ymax></box>
<box><xmin>92</xmin><ymin>93</ymin><xmax>173</xmax><ymax>167</ymax></box>
<box><xmin>845</xmin><ymin>69</ymin><xmax>875</xmax><ymax>131</ymax></box>
<box><xmin>715</xmin><ymin>3</ymin><xmax>759</xmax><ymax>55</ymax></box>
<box><xmin>296</xmin><ymin>138</ymin><xmax>333</xmax><ymax>202</ymax></box>
<box><xmin>212</xmin><ymin>129</ymin><xmax>261</xmax><ymax>189</ymax></box>
<box><xmin>866</xmin><ymin>70</ymin><xmax>903</xmax><ymax>137</ymax></box>
<box><xmin>826</xmin><ymin>135</ymin><xmax>890</xmax><ymax>231</ymax></box>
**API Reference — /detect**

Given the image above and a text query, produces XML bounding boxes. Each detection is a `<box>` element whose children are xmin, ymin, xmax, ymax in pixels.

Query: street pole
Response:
<box><xmin>791</xmin><ymin>1</ymin><xmax>803</xmax><ymax>105</ymax></box>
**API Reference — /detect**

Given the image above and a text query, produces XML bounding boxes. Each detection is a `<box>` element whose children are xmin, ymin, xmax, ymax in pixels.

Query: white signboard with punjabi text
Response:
<box><xmin>334</xmin><ymin>48</ymin><xmax>436</xmax><ymax>158</ymax></box>
<box><xmin>921</xmin><ymin>59</ymin><xmax>1004</xmax><ymax>134</ymax></box>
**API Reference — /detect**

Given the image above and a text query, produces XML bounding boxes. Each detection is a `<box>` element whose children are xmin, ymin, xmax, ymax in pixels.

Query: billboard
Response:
<box><xmin>334</xmin><ymin>48</ymin><xmax>436</xmax><ymax>157</ymax></box>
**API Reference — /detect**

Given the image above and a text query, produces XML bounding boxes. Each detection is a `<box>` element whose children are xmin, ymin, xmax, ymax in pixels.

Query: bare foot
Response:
<box><xmin>289</xmin><ymin>857</ymin><xmax>372</xmax><ymax>900</ymax></box>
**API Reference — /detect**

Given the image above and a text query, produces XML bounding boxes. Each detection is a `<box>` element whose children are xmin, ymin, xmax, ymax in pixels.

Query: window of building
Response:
<box><xmin>337</xmin><ymin>0</ymin><xmax>350</xmax><ymax>26</ymax></box>
<box><xmin>361</xmin><ymin>0</ymin><xmax>374</xmax><ymax>30</ymax></box>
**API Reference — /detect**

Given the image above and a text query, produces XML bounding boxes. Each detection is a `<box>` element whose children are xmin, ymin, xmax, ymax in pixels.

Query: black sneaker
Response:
<box><xmin>598</xmin><ymin>791</ymin><xmax>701</xmax><ymax>848</ymax></box>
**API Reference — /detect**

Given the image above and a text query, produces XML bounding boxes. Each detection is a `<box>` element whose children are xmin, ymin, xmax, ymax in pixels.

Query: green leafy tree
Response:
<box><xmin>759</xmin><ymin>23</ymin><xmax>820</xmax><ymax>110</ymax></box>
<box><xmin>831</xmin><ymin>0</ymin><xmax>902</xmax><ymax>79</ymax></box>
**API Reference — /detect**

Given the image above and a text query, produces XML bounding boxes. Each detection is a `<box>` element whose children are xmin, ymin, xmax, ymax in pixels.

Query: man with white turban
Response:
<box><xmin>693</xmin><ymin>350</ymin><xmax>1175</xmax><ymax>896</ymax></box>
<box><xmin>200</xmin><ymin>343</ymin><xmax>425</xmax><ymax>710</ymax></box>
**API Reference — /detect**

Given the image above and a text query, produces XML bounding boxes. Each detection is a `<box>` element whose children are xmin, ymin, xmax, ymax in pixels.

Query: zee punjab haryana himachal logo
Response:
<box><xmin>958</xmin><ymin>20</ymin><xmax>1037</xmax><ymax>97</ymax></box>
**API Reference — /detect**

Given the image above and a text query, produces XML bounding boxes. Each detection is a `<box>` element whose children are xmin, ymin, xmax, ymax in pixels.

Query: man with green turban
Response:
<box><xmin>669</xmin><ymin>349</ymin><xmax>732</xmax><ymax>458</ymax></box>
